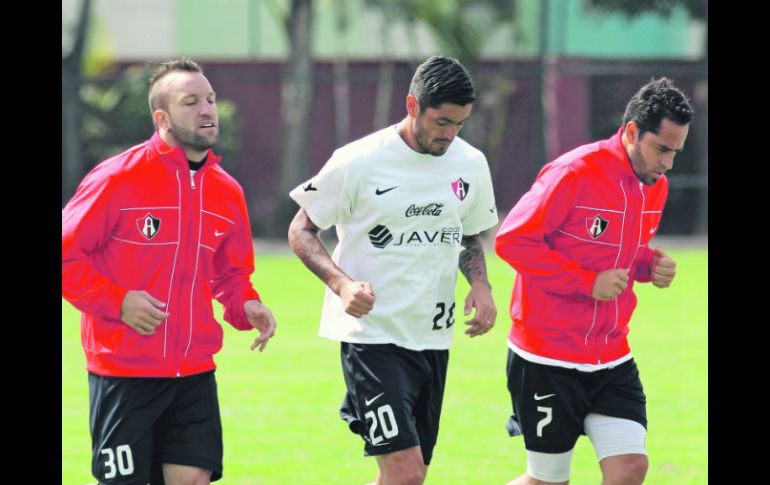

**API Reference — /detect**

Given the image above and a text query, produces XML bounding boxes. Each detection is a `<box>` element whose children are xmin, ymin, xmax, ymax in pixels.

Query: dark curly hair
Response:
<box><xmin>622</xmin><ymin>77</ymin><xmax>694</xmax><ymax>137</ymax></box>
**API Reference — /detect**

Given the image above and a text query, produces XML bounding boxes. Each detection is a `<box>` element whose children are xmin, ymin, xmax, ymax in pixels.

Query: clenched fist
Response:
<box><xmin>592</xmin><ymin>269</ymin><xmax>630</xmax><ymax>301</ymax></box>
<box><xmin>651</xmin><ymin>248</ymin><xmax>676</xmax><ymax>288</ymax></box>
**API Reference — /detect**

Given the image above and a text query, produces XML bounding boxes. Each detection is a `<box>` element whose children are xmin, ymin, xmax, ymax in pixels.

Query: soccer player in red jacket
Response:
<box><xmin>62</xmin><ymin>58</ymin><xmax>277</xmax><ymax>485</ymax></box>
<box><xmin>495</xmin><ymin>78</ymin><xmax>693</xmax><ymax>485</ymax></box>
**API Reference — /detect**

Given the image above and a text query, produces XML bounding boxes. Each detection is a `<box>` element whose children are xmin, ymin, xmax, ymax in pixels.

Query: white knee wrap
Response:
<box><xmin>525</xmin><ymin>448</ymin><xmax>574</xmax><ymax>483</ymax></box>
<box><xmin>584</xmin><ymin>413</ymin><xmax>647</xmax><ymax>461</ymax></box>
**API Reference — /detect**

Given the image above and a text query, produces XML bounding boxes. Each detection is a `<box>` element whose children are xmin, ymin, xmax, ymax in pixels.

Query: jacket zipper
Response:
<box><xmin>176</xmin><ymin>169</ymin><xmax>197</xmax><ymax>376</ymax></box>
<box><xmin>185</xmin><ymin>173</ymin><xmax>205</xmax><ymax>358</ymax></box>
<box><xmin>603</xmin><ymin>180</ymin><xmax>644</xmax><ymax>346</ymax></box>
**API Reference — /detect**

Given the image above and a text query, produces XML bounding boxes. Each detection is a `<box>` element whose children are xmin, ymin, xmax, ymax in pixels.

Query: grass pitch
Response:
<box><xmin>62</xmin><ymin>248</ymin><xmax>707</xmax><ymax>484</ymax></box>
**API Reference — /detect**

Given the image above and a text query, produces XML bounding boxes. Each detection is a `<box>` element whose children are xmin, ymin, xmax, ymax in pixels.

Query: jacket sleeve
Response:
<box><xmin>210</xmin><ymin>192</ymin><xmax>261</xmax><ymax>331</ymax></box>
<box><xmin>494</xmin><ymin>165</ymin><xmax>596</xmax><ymax>297</ymax></box>
<box><xmin>62</xmin><ymin>169</ymin><xmax>129</xmax><ymax>319</ymax></box>
<box><xmin>632</xmin><ymin>247</ymin><xmax>654</xmax><ymax>282</ymax></box>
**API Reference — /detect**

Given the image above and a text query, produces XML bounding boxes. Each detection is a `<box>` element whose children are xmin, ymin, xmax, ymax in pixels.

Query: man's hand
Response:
<box><xmin>120</xmin><ymin>290</ymin><xmax>169</xmax><ymax>335</ymax></box>
<box><xmin>651</xmin><ymin>248</ymin><xmax>676</xmax><ymax>288</ymax></box>
<box><xmin>592</xmin><ymin>269</ymin><xmax>630</xmax><ymax>301</ymax></box>
<box><xmin>244</xmin><ymin>300</ymin><xmax>277</xmax><ymax>352</ymax></box>
<box><xmin>339</xmin><ymin>281</ymin><xmax>375</xmax><ymax>318</ymax></box>
<box><xmin>463</xmin><ymin>281</ymin><xmax>497</xmax><ymax>337</ymax></box>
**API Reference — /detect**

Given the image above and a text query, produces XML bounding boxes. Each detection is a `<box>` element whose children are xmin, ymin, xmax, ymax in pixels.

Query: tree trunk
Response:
<box><xmin>373</xmin><ymin>13</ymin><xmax>394</xmax><ymax>130</ymax></box>
<box><xmin>332</xmin><ymin>2</ymin><xmax>351</xmax><ymax>146</ymax></box>
<box><xmin>373</xmin><ymin>60</ymin><xmax>394</xmax><ymax>129</ymax></box>
<box><xmin>61</xmin><ymin>0</ymin><xmax>91</xmax><ymax>206</ymax></box>
<box><xmin>333</xmin><ymin>58</ymin><xmax>350</xmax><ymax>146</ymax></box>
<box><xmin>276</xmin><ymin>0</ymin><xmax>314</xmax><ymax>236</ymax></box>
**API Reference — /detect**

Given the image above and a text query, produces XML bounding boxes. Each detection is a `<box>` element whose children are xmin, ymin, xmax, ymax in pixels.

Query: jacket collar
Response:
<box><xmin>149</xmin><ymin>131</ymin><xmax>222</xmax><ymax>170</ymax></box>
<box><xmin>602</xmin><ymin>127</ymin><xmax>638</xmax><ymax>181</ymax></box>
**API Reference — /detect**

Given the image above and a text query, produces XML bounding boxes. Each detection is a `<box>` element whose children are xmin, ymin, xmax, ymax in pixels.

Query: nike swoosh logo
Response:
<box><xmin>534</xmin><ymin>393</ymin><xmax>555</xmax><ymax>401</ymax></box>
<box><xmin>303</xmin><ymin>183</ymin><xmax>317</xmax><ymax>192</ymax></box>
<box><xmin>365</xmin><ymin>392</ymin><xmax>384</xmax><ymax>406</ymax></box>
<box><xmin>489</xmin><ymin>207</ymin><xmax>495</xmax><ymax>213</ymax></box>
<box><xmin>375</xmin><ymin>186</ymin><xmax>398</xmax><ymax>195</ymax></box>
<box><xmin>649</xmin><ymin>227</ymin><xmax>656</xmax><ymax>234</ymax></box>
<box><xmin>215</xmin><ymin>230</ymin><xmax>225</xmax><ymax>237</ymax></box>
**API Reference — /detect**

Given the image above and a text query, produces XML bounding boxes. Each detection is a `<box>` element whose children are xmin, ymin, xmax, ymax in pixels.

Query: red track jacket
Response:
<box><xmin>62</xmin><ymin>132</ymin><xmax>260</xmax><ymax>377</ymax></box>
<box><xmin>495</xmin><ymin>129</ymin><xmax>667</xmax><ymax>365</ymax></box>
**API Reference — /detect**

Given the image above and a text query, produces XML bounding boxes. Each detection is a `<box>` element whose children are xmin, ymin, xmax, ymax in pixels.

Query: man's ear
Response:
<box><xmin>153</xmin><ymin>109</ymin><xmax>169</xmax><ymax>131</ymax></box>
<box><xmin>406</xmin><ymin>94</ymin><xmax>420</xmax><ymax>118</ymax></box>
<box><xmin>624</xmin><ymin>120</ymin><xmax>638</xmax><ymax>144</ymax></box>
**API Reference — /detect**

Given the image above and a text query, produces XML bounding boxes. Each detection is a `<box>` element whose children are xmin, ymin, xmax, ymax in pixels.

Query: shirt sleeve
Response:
<box><xmin>288</xmin><ymin>152</ymin><xmax>352</xmax><ymax>229</ymax></box>
<box><xmin>494</xmin><ymin>164</ymin><xmax>596</xmax><ymax>297</ymax></box>
<box><xmin>62</xmin><ymin>169</ymin><xmax>129</xmax><ymax>319</ymax></box>
<box><xmin>461</xmin><ymin>154</ymin><xmax>499</xmax><ymax>236</ymax></box>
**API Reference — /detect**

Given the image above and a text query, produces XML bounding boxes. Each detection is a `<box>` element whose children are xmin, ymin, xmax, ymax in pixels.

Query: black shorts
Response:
<box><xmin>339</xmin><ymin>342</ymin><xmax>449</xmax><ymax>465</ymax></box>
<box><xmin>88</xmin><ymin>370</ymin><xmax>223</xmax><ymax>484</ymax></box>
<box><xmin>506</xmin><ymin>349</ymin><xmax>646</xmax><ymax>454</ymax></box>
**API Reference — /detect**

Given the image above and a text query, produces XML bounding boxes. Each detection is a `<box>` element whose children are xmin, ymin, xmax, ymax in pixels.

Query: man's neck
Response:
<box><xmin>396</xmin><ymin>117</ymin><xmax>423</xmax><ymax>153</ymax></box>
<box><xmin>620</xmin><ymin>128</ymin><xmax>631</xmax><ymax>153</ymax></box>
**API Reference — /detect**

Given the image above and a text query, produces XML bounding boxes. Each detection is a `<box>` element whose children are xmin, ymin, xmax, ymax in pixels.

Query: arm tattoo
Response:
<box><xmin>287</xmin><ymin>209</ymin><xmax>350</xmax><ymax>294</ymax></box>
<box><xmin>459</xmin><ymin>234</ymin><xmax>491</xmax><ymax>288</ymax></box>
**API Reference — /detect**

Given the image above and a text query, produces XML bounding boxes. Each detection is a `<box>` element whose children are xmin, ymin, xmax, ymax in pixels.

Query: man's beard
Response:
<box><xmin>629</xmin><ymin>149</ymin><xmax>656</xmax><ymax>186</ymax></box>
<box><xmin>414</xmin><ymin>125</ymin><xmax>448</xmax><ymax>156</ymax></box>
<box><xmin>169</xmin><ymin>121</ymin><xmax>218</xmax><ymax>152</ymax></box>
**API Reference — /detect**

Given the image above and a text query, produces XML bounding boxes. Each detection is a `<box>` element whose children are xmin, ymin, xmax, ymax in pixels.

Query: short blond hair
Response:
<box><xmin>148</xmin><ymin>57</ymin><xmax>202</xmax><ymax>113</ymax></box>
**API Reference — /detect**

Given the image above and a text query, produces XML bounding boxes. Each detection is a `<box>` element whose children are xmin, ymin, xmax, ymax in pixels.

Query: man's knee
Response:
<box><xmin>381</xmin><ymin>466</ymin><xmax>425</xmax><ymax>485</ymax></box>
<box><xmin>618</xmin><ymin>454</ymin><xmax>648</xmax><ymax>484</ymax></box>
<box><xmin>393</xmin><ymin>469</ymin><xmax>426</xmax><ymax>485</ymax></box>
<box><xmin>162</xmin><ymin>463</ymin><xmax>212</xmax><ymax>485</ymax></box>
<box><xmin>376</xmin><ymin>446</ymin><xmax>427</xmax><ymax>485</ymax></box>
<box><xmin>600</xmin><ymin>454</ymin><xmax>648</xmax><ymax>485</ymax></box>
<box><xmin>506</xmin><ymin>474</ymin><xmax>569</xmax><ymax>485</ymax></box>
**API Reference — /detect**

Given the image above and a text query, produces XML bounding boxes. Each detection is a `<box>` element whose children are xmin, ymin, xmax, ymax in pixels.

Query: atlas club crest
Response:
<box><xmin>137</xmin><ymin>213</ymin><xmax>161</xmax><ymax>240</ymax></box>
<box><xmin>451</xmin><ymin>178</ymin><xmax>470</xmax><ymax>201</ymax></box>
<box><xmin>586</xmin><ymin>215</ymin><xmax>608</xmax><ymax>239</ymax></box>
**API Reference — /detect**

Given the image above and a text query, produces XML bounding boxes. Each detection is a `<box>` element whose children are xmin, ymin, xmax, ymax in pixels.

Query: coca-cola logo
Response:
<box><xmin>405</xmin><ymin>203</ymin><xmax>444</xmax><ymax>217</ymax></box>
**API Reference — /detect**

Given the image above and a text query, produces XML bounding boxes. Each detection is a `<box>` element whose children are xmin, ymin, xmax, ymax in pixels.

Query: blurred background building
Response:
<box><xmin>62</xmin><ymin>0</ymin><xmax>707</xmax><ymax>238</ymax></box>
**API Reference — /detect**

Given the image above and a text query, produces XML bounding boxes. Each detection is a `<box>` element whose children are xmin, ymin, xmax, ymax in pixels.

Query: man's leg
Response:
<box><xmin>598</xmin><ymin>454</ymin><xmax>648</xmax><ymax>485</ymax></box>
<box><xmin>584</xmin><ymin>413</ymin><xmax>648</xmax><ymax>485</ymax></box>
<box><xmin>89</xmin><ymin>373</ymin><xmax>174</xmax><ymax>485</ymax></box>
<box><xmin>586</xmin><ymin>360</ymin><xmax>648</xmax><ymax>485</ymax></box>
<box><xmin>339</xmin><ymin>344</ymin><xmax>436</xmax><ymax>485</ymax></box>
<box><xmin>504</xmin><ymin>351</ymin><xmax>586</xmax><ymax>485</ymax></box>
<box><xmin>506</xmin><ymin>475</ymin><xmax>568</xmax><ymax>485</ymax></box>
<box><xmin>156</xmin><ymin>371</ymin><xmax>223</xmax><ymax>484</ymax></box>
<box><xmin>505</xmin><ymin>448</ymin><xmax>574</xmax><ymax>485</ymax></box>
<box><xmin>374</xmin><ymin>446</ymin><xmax>427</xmax><ymax>485</ymax></box>
<box><xmin>162</xmin><ymin>464</ymin><xmax>212</xmax><ymax>485</ymax></box>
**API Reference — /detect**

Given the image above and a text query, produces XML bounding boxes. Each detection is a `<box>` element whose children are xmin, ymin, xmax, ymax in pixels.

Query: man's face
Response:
<box><xmin>627</xmin><ymin>118</ymin><xmax>689</xmax><ymax>185</ymax></box>
<box><xmin>160</xmin><ymin>72</ymin><xmax>219</xmax><ymax>153</ymax></box>
<box><xmin>411</xmin><ymin>100</ymin><xmax>473</xmax><ymax>156</ymax></box>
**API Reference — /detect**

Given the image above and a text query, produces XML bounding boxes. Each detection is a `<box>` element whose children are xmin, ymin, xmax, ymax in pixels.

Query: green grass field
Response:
<box><xmin>62</xmin><ymin>249</ymin><xmax>707</xmax><ymax>484</ymax></box>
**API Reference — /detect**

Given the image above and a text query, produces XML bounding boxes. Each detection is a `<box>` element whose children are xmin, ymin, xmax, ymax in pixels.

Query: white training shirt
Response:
<box><xmin>290</xmin><ymin>125</ymin><xmax>498</xmax><ymax>351</ymax></box>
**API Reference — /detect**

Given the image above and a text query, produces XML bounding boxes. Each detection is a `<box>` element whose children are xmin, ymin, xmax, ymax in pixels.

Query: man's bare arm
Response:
<box><xmin>288</xmin><ymin>208</ymin><xmax>349</xmax><ymax>294</ymax></box>
<box><xmin>287</xmin><ymin>208</ymin><xmax>375</xmax><ymax>317</ymax></box>
<box><xmin>459</xmin><ymin>233</ymin><xmax>496</xmax><ymax>337</ymax></box>
<box><xmin>459</xmin><ymin>234</ymin><xmax>491</xmax><ymax>288</ymax></box>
